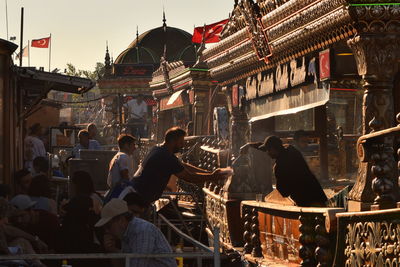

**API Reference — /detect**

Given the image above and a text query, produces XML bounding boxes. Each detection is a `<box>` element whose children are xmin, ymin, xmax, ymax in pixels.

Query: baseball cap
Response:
<box><xmin>258</xmin><ymin>136</ymin><xmax>283</xmax><ymax>151</ymax></box>
<box><xmin>10</xmin><ymin>195</ymin><xmax>37</xmax><ymax>210</ymax></box>
<box><xmin>95</xmin><ymin>198</ymin><xmax>129</xmax><ymax>227</ymax></box>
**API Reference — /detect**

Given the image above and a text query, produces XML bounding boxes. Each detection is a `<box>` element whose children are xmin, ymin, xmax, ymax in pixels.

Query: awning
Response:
<box><xmin>159</xmin><ymin>90</ymin><xmax>188</xmax><ymax>111</ymax></box>
<box><xmin>249</xmin><ymin>83</ymin><xmax>330</xmax><ymax>123</ymax></box>
<box><xmin>167</xmin><ymin>89</ymin><xmax>184</xmax><ymax>105</ymax></box>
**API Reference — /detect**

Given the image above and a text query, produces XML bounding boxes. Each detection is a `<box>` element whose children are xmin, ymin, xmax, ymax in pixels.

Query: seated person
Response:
<box><xmin>14</xmin><ymin>169</ymin><xmax>32</xmax><ymax>196</ymax></box>
<box><xmin>32</xmin><ymin>156</ymin><xmax>49</xmax><ymax>177</ymax></box>
<box><xmin>0</xmin><ymin>185</ymin><xmax>10</xmax><ymax>200</ymax></box>
<box><xmin>72</xmin><ymin>130</ymin><xmax>101</xmax><ymax>158</ymax></box>
<box><xmin>0</xmin><ymin>198</ymin><xmax>48</xmax><ymax>267</ymax></box>
<box><xmin>9</xmin><ymin>194</ymin><xmax>59</xmax><ymax>252</ymax></box>
<box><xmin>58</xmin><ymin>196</ymin><xmax>106</xmax><ymax>267</ymax></box>
<box><xmin>293</xmin><ymin>130</ymin><xmax>310</xmax><ymax>154</ymax></box>
<box><xmin>28</xmin><ymin>175</ymin><xmax>57</xmax><ymax>214</ymax></box>
<box><xmin>71</xmin><ymin>171</ymin><xmax>103</xmax><ymax>215</ymax></box>
<box><xmin>241</xmin><ymin>136</ymin><xmax>327</xmax><ymax>207</ymax></box>
<box><xmin>95</xmin><ymin>199</ymin><xmax>176</xmax><ymax>267</ymax></box>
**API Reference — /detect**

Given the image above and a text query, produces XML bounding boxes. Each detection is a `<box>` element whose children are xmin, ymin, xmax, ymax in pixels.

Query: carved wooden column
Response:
<box><xmin>315</xmin><ymin>215</ymin><xmax>332</xmax><ymax>267</ymax></box>
<box><xmin>243</xmin><ymin>206</ymin><xmax>253</xmax><ymax>254</ymax></box>
<box><xmin>346</xmin><ymin>4</ymin><xmax>400</xmax><ymax>211</ymax></box>
<box><xmin>251</xmin><ymin>208</ymin><xmax>262</xmax><ymax>258</ymax></box>
<box><xmin>299</xmin><ymin>214</ymin><xmax>317</xmax><ymax>267</ymax></box>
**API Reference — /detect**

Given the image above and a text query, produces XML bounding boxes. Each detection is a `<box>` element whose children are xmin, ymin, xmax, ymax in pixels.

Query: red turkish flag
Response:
<box><xmin>31</xmin><ymin>37</ymin><xmax>51</xmax><ymax>48</ymax></box>
<box><xmin>192</xmin><ymin>19</ymin><xmax>229</xmax><ymax>44</ymax></box>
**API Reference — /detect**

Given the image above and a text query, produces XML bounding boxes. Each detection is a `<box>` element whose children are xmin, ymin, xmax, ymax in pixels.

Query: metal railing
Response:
<box><xmin>0</xmin><ymin>222</ymin><xmax>221</xmax><ymax>267</ymax></box>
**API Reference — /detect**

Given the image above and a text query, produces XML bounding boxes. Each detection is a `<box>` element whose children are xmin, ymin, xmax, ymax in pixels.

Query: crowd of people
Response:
<box><xmin>0</xmin><ymin>124</ymin><xmax>229</xmax><ymax>267</ymax></box>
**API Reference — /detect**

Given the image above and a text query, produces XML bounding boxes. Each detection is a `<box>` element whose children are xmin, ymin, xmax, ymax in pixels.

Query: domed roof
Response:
<box><xmin>114</xmin><ymin>26</ymin><xmax>196</xmax><ymax>64</ymax></box>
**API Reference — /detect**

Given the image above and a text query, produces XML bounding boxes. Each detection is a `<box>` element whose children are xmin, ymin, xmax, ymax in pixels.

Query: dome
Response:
<box><xmin>114</xmin><ymin>26</ymin><xmax>196</xmax><ymax>64</ymax></box>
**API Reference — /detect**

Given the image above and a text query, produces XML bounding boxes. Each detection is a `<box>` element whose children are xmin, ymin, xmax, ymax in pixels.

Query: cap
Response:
<box><xmin>10</xmin><ymin>195</ymin><xmax>36</xmax><ymax>210</ymax></box>
<box><xmin>258</xmin><ymin>136</ymin><xmax>283</xmax><ymax>151</ymax></box>
<box><xmin>95</xmin><ymin>198</ymin><xmax>129</xmax><ymax>227</ymax></box>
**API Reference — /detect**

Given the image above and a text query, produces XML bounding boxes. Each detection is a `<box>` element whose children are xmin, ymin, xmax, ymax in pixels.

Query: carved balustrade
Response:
<box><xmin>333</xmin><ymin>208</ymin><xmax>400</xmax><ymax>266</ymax></box>
<box><xmin>241</xmin><ymin>201</ymin><xmax>344</xmax><ymax>266</ymax></box>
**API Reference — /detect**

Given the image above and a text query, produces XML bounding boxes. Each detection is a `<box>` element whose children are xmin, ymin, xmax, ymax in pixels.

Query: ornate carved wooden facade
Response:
<box><xmin>198</xmin><ymin>0</ymin><xmax>400</xmax><ymax>265</ymax></box>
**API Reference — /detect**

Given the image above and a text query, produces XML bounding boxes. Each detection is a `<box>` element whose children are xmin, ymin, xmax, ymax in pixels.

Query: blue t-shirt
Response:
<box><xmin>132</xmin><ymin>146</ymin><xmax>184</xmax><ymax>204</ymax></box>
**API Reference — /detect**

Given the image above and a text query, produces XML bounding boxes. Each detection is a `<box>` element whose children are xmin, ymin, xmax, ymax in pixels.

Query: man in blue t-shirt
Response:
<box><xmin>132</xmin><ymin>127</ymin><xmax>227</xmax><ymax>204</ymax></box>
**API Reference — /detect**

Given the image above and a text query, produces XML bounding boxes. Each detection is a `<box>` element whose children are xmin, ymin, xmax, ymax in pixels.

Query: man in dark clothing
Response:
<box><xmin>240</xmin><ymin>136</ymin><xmax>327</xmax><ymax>207</ymax></box>
<box><xmin>132</xmin><ymin>127</ymin><xmax>227</xmax><ymax>204</ymax></box>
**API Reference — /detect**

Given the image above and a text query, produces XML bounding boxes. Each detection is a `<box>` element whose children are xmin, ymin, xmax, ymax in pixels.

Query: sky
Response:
<box><xmin>2</xmin><ymin>0</ymin><xmax>234</xmax><ymax>72</ymax></box>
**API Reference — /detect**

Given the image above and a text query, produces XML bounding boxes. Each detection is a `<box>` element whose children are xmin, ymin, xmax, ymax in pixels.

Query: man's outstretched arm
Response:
<box><xmin>240</xmin><ymin>142</ymin><xmax>264</xmax><ymax>154</ymax></box>
<box><xmin>175</xmin><ymin>168</ymin><xmax>225</xmax><ymax>184</ymax></box>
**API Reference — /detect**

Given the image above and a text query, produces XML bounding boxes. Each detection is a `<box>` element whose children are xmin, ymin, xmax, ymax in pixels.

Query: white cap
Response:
<box><xmin>10</xmin><ymin>195</ymin><xmax>37</xmax><ymax>210</ymax></box>
<box><xmin>95</xmin><ymin>198</ymin><xmax>129</xmax><ymax>227</ymax></box>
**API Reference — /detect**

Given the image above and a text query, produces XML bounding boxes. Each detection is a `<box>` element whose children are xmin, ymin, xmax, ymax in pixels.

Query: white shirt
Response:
<box><xmin>24</xmin><ymin>136</ymin><xmax>46</xmax><ymax>170</ymax></box>
<box><xmin>124</xmin><ymin>99</ymin><xmax>147</xmax><ymax>119</ymax></box>
<box><xmin>107</xmin><ymin>152</ymin><xmax>135</xmax><ymax>188</ymax></box>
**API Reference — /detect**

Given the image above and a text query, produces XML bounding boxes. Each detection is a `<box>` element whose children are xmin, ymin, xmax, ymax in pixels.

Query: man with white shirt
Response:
<box><xmin>124</xmin><ymin>94</ymin><xmax>148</xmax><ymax>138</ymax></box>
<box><xmin>24</xmin><ymin>123</ymin><xmax>46</xmax><ymax>171</ymax></box>
<box><xmin>72</xmin><ymin>130</ymin><xmax>101</xmax><ymax>158</ymax></box>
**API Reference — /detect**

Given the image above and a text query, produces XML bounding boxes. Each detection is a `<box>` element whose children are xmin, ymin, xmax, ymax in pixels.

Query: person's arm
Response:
<box><xmin>4</xmin><ymin>225</ymin><xmax>48</xmax><ymax>253</ymax></box>
<box><xmin>240</xmin><ymin>142</ymin><xmax>264</xmax><ymax>154</ymax></box>
<box><xmin>181</xmin><ymin>162</ymin><xmax>209</xmax><ymax>174</ymax></box>
<box><xmin>175</xmin><ymin>168</ymin><xmax>224</xmax><ymax>184</ymax></box>
<box><xmin>118</xmin><ymin>154</ymin><xmax>131</xmax><ymax>180</ymax></box>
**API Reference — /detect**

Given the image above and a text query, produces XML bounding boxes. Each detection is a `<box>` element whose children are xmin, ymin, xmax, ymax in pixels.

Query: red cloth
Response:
<box><xmin>192</xmin><ymin>19</ymin><xmax>229</xmax><ymax>43</ymax></box>
<box><xmin>31</xmin><ymin>37</ymin><xmax>51</xmax><ymax>48</ymax></box>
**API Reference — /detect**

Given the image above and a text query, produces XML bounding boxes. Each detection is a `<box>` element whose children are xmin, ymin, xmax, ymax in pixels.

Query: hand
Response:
<box><xmin>239</xmin><ymin>144</ymin><xmax>250</xmax><ymax>155</ymax></box>
<box><xmin>103</xmin><ymin>233</ymin><xmax>119</xmax><ymax>253</ymax></box>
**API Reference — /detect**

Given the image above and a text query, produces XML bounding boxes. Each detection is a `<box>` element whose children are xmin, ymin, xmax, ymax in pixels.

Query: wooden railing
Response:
<box><xmin>241</xmin><ymin>201</ymin><xmax>344</xmax><ymax>266</ymax></box>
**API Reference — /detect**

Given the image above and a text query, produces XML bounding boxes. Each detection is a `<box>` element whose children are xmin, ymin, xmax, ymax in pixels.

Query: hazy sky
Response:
<box><xmin>2</xmin><ymin>0</ymin><xmax>234</xmax><ymax>71</ymax></box>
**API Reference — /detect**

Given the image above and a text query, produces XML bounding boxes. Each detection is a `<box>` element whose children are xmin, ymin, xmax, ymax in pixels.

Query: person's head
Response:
<box><xmin>87</xmin><ymin>123</ymin><xmax>98</xmax><ymax>139</ymax></box>
<box><xmin>293</xmin><ymin>130</ymin><xmax>309</xmax><ymax>150</ymax></box>
<box><xmin>117</xmin><ymin>134</ymin><xmax>136</xmax><ymax>155</ymax></box>
<box><xmin>28</xmin><ymin>174</ymin><xmax>51</xmax><ymax>198</ymax></box>
<box><xmin>0</xmin><ymin>185</ymin><xmax>10</xmax><ymax>200</ymax></box>
<box><xmin>136</xmin><ymin>94</ymin><xmax>144</xmax><ymax>104</ymax></box>
<box><xmin>95</xmin><ymin>199</ymin><xmax>132</xmax><ymax>240</ymax></box>
<box><xmin>14</xmin><ymin>169</ymin><xmax>32</xmax><ymax>194</ymax></box>
<box><xmin>9</xmin><ymin>194</ymin><xmax>36</xmax><ymax>227</ymax></box>
<box><xmin>29</xmin><ymin>123</ymin><xmax>42</xmax><ymax>136</ymax></box>
<box><xmin>71</xmin><ymin>171</ymin><xmax>95</xmax><ymax>196</ymax></box>
<box><xmin>123</xmin><ymin>192</ymin><xmax>148</xmax><ymax>216</ymax></box>
<box><xmin>33</xmin><ymin>156</ymin><xmax>49</xmax><ymax>174</ymax></box>
<box><xmin>164</xmin><ymin>127</ymin><xmax>186</xmax><ymax>153</ymax></box>
<box><xmin>258</xmin><ymin>136</ymin><xmax>284</xmax><ymax>159</ymax></box>
<box><xmin>78</xmin><ymin>130</ymin><xmax>90</xmax><ymax>148</ymax></box>
<box><xmin>0</xmin><ymin>198</ymin><xmax>15</xmax><ymax>226</ymax></box>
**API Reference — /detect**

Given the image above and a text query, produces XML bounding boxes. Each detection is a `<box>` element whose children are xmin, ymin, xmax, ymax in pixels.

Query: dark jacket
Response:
<box><xmin>274</xmin><ymin>145</ymin><xmax>327</xmax><ymax>207</ymax></box>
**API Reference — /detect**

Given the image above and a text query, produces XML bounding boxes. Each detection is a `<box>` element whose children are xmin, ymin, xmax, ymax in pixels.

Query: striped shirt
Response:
<box><xmin>122</xmin><ymin>217</ymin><xmax>176</xmax><ymax>267</ymax></box>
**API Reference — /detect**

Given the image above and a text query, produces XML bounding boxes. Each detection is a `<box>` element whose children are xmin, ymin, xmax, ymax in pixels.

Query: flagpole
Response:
<box><xmin>27</xmin><ymin>40</ymin><xmax>30</xmax><ymax>67</ymax></box>
<box><xmin>5</xmin><ymin>0</ymin><xmax>9</xmax><ymax>40</ymax></box>
<box><xmin>19</xmin><ymin>7</ymin><xmax>24</xmax><ymax>67</ymax></box>
<box><xmin>48</xmin><ymin>33</ymin><xmax>52</xmax><ymax>71</ymax></box>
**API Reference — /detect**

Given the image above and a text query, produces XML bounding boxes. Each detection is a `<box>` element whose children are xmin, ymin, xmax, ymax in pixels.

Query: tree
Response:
<box><xmin>64</xmin><ymin>62</ymin><xmax>105</xmax><ymax>81</ymax></box>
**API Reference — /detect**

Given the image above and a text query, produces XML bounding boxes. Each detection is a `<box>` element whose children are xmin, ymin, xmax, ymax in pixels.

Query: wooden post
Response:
<box><xmin>315</xmin><ymin>105</ymin><xmax>329</xmax><ymax>180</ymax></box>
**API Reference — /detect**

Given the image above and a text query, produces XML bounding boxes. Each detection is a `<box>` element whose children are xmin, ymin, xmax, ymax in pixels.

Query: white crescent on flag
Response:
<box><xmin>38</xmin><ymin>39</ymin><xmax>47</xmax><ymax>46</ymax></box>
